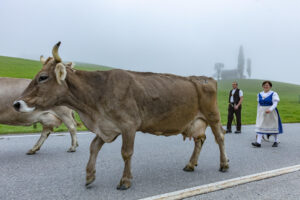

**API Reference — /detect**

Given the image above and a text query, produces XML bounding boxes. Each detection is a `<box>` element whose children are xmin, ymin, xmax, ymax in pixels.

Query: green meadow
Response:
<box><xmin>1</xmin><ymin>55</ymin><xmax>300</xmax><ymax>134</ymax></box>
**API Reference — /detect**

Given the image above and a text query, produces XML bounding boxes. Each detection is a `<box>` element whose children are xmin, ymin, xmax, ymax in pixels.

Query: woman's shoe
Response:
<box><xmin>251</xmin><ymin>142</ymin><xmax>261</xmax><ymax>147</ymax></box>
<box><xmin>272</xmin><ymin>142</ymin><xmax>278</xmax><ymax>147</ymax></box>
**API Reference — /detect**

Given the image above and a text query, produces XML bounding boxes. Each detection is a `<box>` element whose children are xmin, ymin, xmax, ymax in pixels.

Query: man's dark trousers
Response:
<box><xmin>227</xmin><ymin>103</ymin><xmax>241</xmax><ymax>131</ymax></box>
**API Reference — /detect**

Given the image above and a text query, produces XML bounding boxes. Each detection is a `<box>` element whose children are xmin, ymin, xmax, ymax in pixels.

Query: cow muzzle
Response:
<box><xmin>13</xmin><ymin>100</ymin><xmax>36</xmax><ymax>113</ymax></box>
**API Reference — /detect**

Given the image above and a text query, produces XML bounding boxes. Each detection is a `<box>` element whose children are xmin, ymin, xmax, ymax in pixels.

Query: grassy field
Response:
<box><xmin>1</xmin><ymin>55</ymin><xmax>300</xmax><ymax>134</ymax></box>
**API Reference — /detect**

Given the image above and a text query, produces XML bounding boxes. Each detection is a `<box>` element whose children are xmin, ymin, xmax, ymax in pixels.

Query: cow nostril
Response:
<box><xmin>13</xmin><ymin>102</ymin><xmax>21</xmax><ymax>111</ymax></box>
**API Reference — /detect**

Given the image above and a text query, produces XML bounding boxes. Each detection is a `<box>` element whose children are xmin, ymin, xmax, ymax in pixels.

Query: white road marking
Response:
<box><xmin>140</xmin><ymin>164</ymin><xmax>300</xmax><ymax>200</ymax></box>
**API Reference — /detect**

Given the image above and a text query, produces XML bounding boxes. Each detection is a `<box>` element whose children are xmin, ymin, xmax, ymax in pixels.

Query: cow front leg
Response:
<box><xmin>27</xmin><ymin>126</ymin><xmax>52</xmax><ymax>155</ymax></box>
<box><xmin>210</xmin><ymin>123</ymin><xmax>229</xmax><ymax>172</ymax></box>
<box><xmin>183</xmin><ymin>134</ymin><xmax>206</xmax><ymax>172</ymax></box>
<box><xmin>117</xmin><ymin>131</ymin><xmax>136</xmax><ymax>190</ymax></box>
<box><xmin>86</xmin><ymin>136</ymin><xmax>105</xmax><ymax>186</ymax></box>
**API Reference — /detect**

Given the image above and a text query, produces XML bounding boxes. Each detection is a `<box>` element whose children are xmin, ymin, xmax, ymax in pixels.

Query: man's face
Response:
<box><xmin>232</xmin><ymin>83</ymin><xmax>238</xmax><ymax>89</ymax></box>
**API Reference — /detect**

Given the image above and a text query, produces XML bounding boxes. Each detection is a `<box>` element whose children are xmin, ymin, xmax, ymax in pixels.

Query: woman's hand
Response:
<box><xmin>265</xmin><ymin>110</ymin><xmax>271</xmax><ymax>114</ymax></box>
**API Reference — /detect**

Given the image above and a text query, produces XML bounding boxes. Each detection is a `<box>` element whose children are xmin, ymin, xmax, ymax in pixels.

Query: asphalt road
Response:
<box><xmin>0</xmin><ymin>124</ymin><xmax>300</xmax><ymax>200</ymax></box>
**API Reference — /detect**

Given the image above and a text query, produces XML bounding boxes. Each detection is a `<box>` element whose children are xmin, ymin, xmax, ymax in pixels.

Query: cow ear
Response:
<box><xmin>66</xmin><ymin>62</ymin><xmax>75</xmax><ymax>69</ymax></box>
<box><xmin>55</xmin><ymin>63</ymin><xmax>67</xmax><ymax>85</ymax></box>
<box><xmin>40</xmin><ymin>55</ymin><xmax>46</xmax><ymax>65</ymax></box>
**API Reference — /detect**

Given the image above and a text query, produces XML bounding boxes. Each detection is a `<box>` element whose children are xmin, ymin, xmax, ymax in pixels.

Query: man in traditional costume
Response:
<box><xmin>226</xmin><ymin>81</ymin><xmax>244</xmax><ymax>134</ymax></box>
<box><xmin>252</xmin><ymin>81</ymin><xmax>283</xmax><ymax>147</ymax></box>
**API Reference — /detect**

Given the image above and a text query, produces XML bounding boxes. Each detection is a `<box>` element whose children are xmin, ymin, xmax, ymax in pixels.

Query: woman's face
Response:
<box><xmin>263</xmin><ymin>83</ymin><xmax>271</xmax><ymax>92</ymax></box>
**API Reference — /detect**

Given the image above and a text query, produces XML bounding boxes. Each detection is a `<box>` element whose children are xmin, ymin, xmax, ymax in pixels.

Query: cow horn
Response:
<box><xmin>40</xmin><ymin>55</ymin><xmax>46</xmax><ymax>64</ymax></box>
<box><xmin>52</xmin><ymin>41</ymin><xmax>62</xmax><ymax>62</ymax></box>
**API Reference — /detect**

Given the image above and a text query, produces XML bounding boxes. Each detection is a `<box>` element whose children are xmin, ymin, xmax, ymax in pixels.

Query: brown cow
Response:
<box><xmin>14</xmin><ymin>42</ymin><xmax>229</xmax><ymax>190</ymax></box>
<box><xmin>0</xmin><ymin>77</ymin><xmax>78</xmax><ymax>154</ymax></box>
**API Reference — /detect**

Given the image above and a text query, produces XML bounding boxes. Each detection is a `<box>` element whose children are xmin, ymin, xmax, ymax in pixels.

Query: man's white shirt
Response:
<box><xmin>230</xmin><ymin>89</ymin><xmax>243</xmax><ymax>103</ymax></box>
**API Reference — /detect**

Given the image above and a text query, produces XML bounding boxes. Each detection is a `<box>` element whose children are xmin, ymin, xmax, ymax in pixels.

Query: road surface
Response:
<box><xmin>0</xmin><ymin>124</ymin><xmax>300</xmax><ymax>200</ymax></box>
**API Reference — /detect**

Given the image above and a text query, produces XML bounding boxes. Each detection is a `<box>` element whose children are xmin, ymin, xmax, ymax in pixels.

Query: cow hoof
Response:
<box><xmin>117</xmin><ymin>184</ymin><xmax>129</xmax><ymax>190</ymax></box>
<box><xmin>85</xmin><ymin>176</ymin><xmax>95</xmax><ymax>187</ymax></box>
<box><xmin>117</xmin><ymin>179</ymin><xmax>131</xmax><ymax>190</ymax></box>
<box><xmin>219</xmin><ymin>166</ymin><xmax>229</xmax><ymax>172</ymax></box>
<box><xmin>26</xmin><ymin>150</ymin><xmax>36</xmax><ymax>155</ymax></box>
<box><xmin>86</xmin><ymin>169</ymin><xmax>96</xmax><ymax>187</ymax></box>
<box><xmin>183</xmin><ymin>165</ymin><xmax>194</xmax><ymax>172</ymax></box>
<box><xmin>67</xmin><ymin>147</ymin><xmax>76</xmax><ymax>152</ymax></box>
<box><xmin>117</xmin><ymin>184</ymin><xmax>130</xmax><ymax>190</ymax></box>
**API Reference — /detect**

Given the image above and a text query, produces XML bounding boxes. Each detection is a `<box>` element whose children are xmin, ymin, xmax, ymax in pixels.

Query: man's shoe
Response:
<box><xmin>226</xmin><ymin>130</ymin><xmax>232</xmax><ymax>133</ymax></box>
<box><xmin>272</xmin><ymin>142</ymin><xmax>278</xmax><ymax>147</ymax></box>
<box><xmin>252</xmin><ymin>142</ymin><xmax>261</xmax><ymax>147</ymax></box>
<box><xmin>234</xmin><ymin>131</ymin><xmax>241</xmax><ymax>134</ymax></box>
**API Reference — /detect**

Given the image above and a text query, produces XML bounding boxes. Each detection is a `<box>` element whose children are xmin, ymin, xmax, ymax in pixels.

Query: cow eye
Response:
<box><xmin>38</xmin><ymin>75</ymin><xmax>48</xmax><ymax>82</ymax></box>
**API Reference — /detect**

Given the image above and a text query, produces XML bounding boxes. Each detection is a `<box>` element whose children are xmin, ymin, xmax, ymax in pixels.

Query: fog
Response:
<box><xmin>1</xmin><ymin>0</ymin><xmax>300</xmax><ymax>84</ymax></box>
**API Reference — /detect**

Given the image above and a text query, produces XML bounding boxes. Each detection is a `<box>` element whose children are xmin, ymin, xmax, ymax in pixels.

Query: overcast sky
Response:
<box><xmin>1</xmin><ymin>0</ymin><xmax>300</xmax><ymax>84</ymax></box>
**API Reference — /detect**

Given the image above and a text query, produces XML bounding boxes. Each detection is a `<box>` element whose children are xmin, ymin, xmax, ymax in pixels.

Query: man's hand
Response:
<box><xmin>234</xmin><ymin>105</ymin><xmax>239</xmax><ymax>110</ymax></box>
<box><xmin>265</xmin><ymin>110</ymin><xmax>271</xmax><ymax>114</ymax></box>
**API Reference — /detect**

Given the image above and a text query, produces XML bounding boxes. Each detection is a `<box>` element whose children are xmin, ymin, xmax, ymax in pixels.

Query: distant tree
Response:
<box><xmin>247</xmin><ymin>58</ymin><xmax>251</xmax><ymax>78</ymax></box>
<box><xmin>214</xmin><ymin>62</ymin><xmax>224</xmax><ymax>81</ymax></box>
<box><xmin>237</xmin><ymin>45</ymin><xmax>245</xmax><ymax>79</ymax></box>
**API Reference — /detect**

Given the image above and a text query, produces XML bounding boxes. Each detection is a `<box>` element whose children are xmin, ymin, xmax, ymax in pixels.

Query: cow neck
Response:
<box><xmin>64</xmin><ymin>69</ymin><xmax>103</xmax><ymax>116</ymax></box>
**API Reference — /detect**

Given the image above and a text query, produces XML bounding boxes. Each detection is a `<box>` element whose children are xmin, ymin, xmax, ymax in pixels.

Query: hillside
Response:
<box><xmin>0</xmin><ymin>55</ymin><xmax>300</xmax><ymax>133</ymax></box>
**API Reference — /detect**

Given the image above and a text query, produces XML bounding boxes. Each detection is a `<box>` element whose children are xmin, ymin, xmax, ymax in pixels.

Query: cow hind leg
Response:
<box><xmin>183</xmin><ymin>119</ymin><xmax>207</xmax><ymax>172</ymax></box>
<box><xmin>86</xmin><ymin>136</ymin><xmax>105</xmax><ymax>186</ymax></box>
<box><xmin>59</xmin><ymin>112</ymin><xmax>78</xmax><ymax>152</ymax></box>
<box><xmin>210</xmin><ymin>123</ymin><xmax>229</xmax><ymax>172</ymax></box>
<box><xmin>117</xmin><ymin>130</ymin><xmax>136</xmax><ymax>190</ymax></box>
<box><xmin>27</xmin><ymin>126</ymin><xmax>53</xmax><ymax>155</ymax></box>
<box><xmin>64</xmin><ymin>119</ymin><xmax>78</xmax><ymax>153</ymax></box>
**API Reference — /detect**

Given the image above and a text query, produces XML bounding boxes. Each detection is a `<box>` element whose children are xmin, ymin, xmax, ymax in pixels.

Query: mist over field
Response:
<box><xmin>0</xmin><ymin>0</ymin><xmax>299</xmax><ymax>85</ymax></box>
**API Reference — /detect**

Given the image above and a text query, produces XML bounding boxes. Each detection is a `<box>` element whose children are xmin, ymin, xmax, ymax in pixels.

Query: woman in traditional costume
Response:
<box><xmin>252</xmin><ymin>81</ymin><xmax>283</xmax><ymax>147</ymax></box>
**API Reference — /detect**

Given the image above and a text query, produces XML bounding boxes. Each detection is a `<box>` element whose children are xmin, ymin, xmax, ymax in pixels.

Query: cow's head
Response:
<box><xmin>14</xmin><ymin>42</ymin><xmax>74</xmax><ymax>112</ymax></box>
